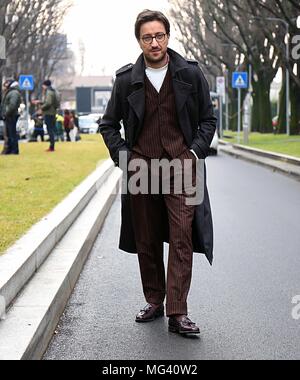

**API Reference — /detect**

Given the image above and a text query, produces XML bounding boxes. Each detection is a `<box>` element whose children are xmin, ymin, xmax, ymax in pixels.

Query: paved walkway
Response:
<box><xmin>44</xmin><ymin>153</ymin><xmax>300</xmax><ymax>360</ymax></box>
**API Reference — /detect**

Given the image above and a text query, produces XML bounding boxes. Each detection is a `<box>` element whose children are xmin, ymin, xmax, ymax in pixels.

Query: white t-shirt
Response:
<box><xmin>145</xmin><ymin>62</ymin><xmax>168</xmax><ymax>93</ymax></box>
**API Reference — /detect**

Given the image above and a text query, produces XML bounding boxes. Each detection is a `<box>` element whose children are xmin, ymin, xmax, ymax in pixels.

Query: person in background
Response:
<box><xmin>0</xmin><ymin>82</ymin><xmax>9</xmax><ymax>154</ymax></box>
<box><xmin>1</xmin><ymin>79</ymin><xmax>22</xmax><ymax>155</ymax></box>
<box><xmin>64</xmin><ymin>109</ymin><xmax>72</xmax><ymax>141</ymax></box>
<box><xmin>70</xmin><ymin>110</ymin><xmax>81</xmax><ymax>141</ymax></box>
<box><xmin>55</xmin><ymin>112</ymin><xmax>65</xmax><ymax>142</ymax></box>
<box><xmin>33</xmin><ymin>80</ymin><xmax>59</xmax><ymax>152</ymax></box>
<box><xmin>31</xmin><ymin>107</ymin><xmax>45</xmax><ymax>142</ymax></box>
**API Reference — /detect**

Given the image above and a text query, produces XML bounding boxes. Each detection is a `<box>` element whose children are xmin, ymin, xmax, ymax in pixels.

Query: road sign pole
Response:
<box><xmin>226</xmin><ymin>88</ymin><xmax>229</xmax><ymax>131</ymax></box>
<box><xmin>25</xmin><ymin>90</ymin><xmax>30</xmax><ymax>138</ymax></box>
<box><xmin>237</xmin><ymin>88</ymin><xmax>241</xmax><ymax>144</ymax></box>
<box><xmin>219</xmin><ymin>95</ymin><xmax>223</xmax><ymax>138</ymax></box>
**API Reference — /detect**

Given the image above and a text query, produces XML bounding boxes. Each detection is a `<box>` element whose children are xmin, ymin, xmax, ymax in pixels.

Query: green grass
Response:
<box><xmin>0</xmin><ymin>134</ymin><xmax>109</xmax><ymax>254</ymax></box>
<box><xmin>222</xmin><ymin>131</ymin><xmax>300</xmax><ymax>158</ymax></box>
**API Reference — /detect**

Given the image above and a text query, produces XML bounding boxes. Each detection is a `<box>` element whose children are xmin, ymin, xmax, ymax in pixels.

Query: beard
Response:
<box><xmin>144</xmin><ymin>49</ymin><xmax>167</xmax><ymax>65</ymax></box>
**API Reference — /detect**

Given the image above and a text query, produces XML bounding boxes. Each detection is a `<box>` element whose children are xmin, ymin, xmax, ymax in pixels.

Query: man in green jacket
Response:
<box><xmin>1</xmin><ymin>79</ymin><xmax>22</xmax><ymax>155</ymax></box>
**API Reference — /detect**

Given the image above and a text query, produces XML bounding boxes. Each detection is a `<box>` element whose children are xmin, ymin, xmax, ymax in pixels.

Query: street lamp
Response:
<box><xmin>252</xmin><ymin>17</ymin><xmax>290</xmax><ymax>135</ymax></box>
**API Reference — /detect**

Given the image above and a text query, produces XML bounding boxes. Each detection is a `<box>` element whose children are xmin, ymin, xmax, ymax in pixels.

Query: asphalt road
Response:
<box><xmin>44</xmin><ymin>152</ymin><xmax>300</xmax><ymax>360</ymax></box>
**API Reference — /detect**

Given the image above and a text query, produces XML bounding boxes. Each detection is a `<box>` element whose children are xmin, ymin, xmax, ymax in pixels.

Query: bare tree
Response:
<box><xmin>168</xmin><ymin>0</ymin><xmax>296</xmax><ymax>133</ymax></box>
<box><xmin>0</xmin><ymin>0</ymin><xmax>74</xmax><ymax>101</ymax></box>
<box><xmin>169</xmin><ymin>0</ymin><xmax>243</xmax><ymax>131</ymax></box>
<box><xmin>250</xmin><ymin>0</ymin><xmax>300</xmax><ymax>134</ymax></box>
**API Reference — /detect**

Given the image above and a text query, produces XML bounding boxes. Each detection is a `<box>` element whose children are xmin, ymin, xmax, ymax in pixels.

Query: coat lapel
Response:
<box><xmin>127</xmin><ymin>87</ymin><xmax>145</xmax><ymax>123</ymax></box>
<box><xmin>172</xmin><ymin>79</ymin><xmax>193</xmax><ymax>113</ymax></box>
<box><xmin>127</xmin><ymin>53</ymin><xmax>145</xmax><ymax>139</ymax></box>
<box><xmin>168</xmin><ymin>48</ymin><xmax>193</xmax><ymax>112</ymax></box>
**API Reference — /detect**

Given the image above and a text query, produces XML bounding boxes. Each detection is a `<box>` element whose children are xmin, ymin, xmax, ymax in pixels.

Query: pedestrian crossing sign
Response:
<box><xmin>232</xmin><ymin>72</ymin><xmax>248</xmax><ymax>89</ymax></box>
<box><xmin>19</xmin><ymin>75</ymin><xmax>34</xmax><ymax>91</ymax></box>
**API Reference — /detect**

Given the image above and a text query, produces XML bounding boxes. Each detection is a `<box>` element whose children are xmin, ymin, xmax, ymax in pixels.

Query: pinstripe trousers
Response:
<box><xmin>129</xmin><ymin>149</ymin><xmax>197</xmax><ymax>316</ymax></box>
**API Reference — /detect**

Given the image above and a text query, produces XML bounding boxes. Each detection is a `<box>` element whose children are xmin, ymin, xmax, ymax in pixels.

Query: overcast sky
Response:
<box><xmin>63</xmin><ymin>0</ymin><xmax>182</xmax><ymax>76</ymax></box>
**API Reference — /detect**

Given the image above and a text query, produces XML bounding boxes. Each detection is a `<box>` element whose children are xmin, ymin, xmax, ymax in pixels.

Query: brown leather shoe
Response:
<box><xmin>135</xmin><ymin>303</ymin><xmax>164</xmax><ymax>323</ymax></box>
<box><xmin>168</xmin><ymin>315</ymin><xmax>200</xmax><ymax>334</ymax></box>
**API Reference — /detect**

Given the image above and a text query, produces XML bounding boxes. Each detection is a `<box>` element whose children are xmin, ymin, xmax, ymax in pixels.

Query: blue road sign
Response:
<box><xmin>19</xmin><ymin>75</ymin><xmax>34</xmax><ymax>91</ymax></box>
<box><xmin>232</xmin><ymin>72</ymin><xmax>248</xmax><ymax>89</ymax></box>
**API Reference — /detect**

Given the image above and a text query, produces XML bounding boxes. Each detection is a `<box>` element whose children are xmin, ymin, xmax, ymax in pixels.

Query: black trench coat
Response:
<box><xmin>99</xmin><ymin>48</ymin><xmax>217</xmax><ymax>265</ymax></box>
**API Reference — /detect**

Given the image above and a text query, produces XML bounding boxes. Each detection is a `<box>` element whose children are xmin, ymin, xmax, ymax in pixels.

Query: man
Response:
<box><xmin>99</xmin><ymin>10</ymin><xmax>216</xmax><ymax>335</ymax></box>
<box><xmin>31</xmin><ymin>107</ymin><xmax>45</xmax><ymax>142</ymax></box>
<box><xmin>1</xmin><ymin>79</ymin><xmax>21</xmax><ymax>155</ymax></box>
<box><xmin>0</xmin><ymin>82</ymin><xmax>9</xmax><ymax>155</ymax></box>
<box><xmin>38</xmin><ymin>80</ymin><xmax>58</xmax><ymax>152</ymax></box>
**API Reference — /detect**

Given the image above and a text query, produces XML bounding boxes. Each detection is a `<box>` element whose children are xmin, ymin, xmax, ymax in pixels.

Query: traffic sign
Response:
<box><xmin>216</xmin><ymin>76</ymin><xmax>225</xmax><ymax>98</ymax></box>
<box><xmin>19</xmin><ymin>75</ymin><xmax>34</xmax><ymax>91</ymax></box>
<box><xmin>232</xmin><ymin>72</ymin><xmax>248</xmax><ymax>89</ymax></box>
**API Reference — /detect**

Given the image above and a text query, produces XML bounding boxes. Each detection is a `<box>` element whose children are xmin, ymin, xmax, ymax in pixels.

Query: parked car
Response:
<box><xmin>272</xmin><ymin>115</ymin><xmax>279</xmax><ymax>128</ymax></box>
<box><xmin>79</xmin><ymin>113</ymin><xmax>102</xmax><ymax>134</ymax></box>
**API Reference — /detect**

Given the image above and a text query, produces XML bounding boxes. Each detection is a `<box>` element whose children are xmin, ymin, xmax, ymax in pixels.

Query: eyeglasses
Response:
<box><xmin>141</xmin><ymin>33</ymin><xmax>167</xmax><ymax>45</ymax></box>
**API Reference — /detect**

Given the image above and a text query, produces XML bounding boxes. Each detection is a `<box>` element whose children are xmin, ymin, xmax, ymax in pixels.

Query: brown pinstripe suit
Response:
<box><xmin>129</xmin><ymin>69</ymin><xmax>197</xmax><ymax>316</ymax></box>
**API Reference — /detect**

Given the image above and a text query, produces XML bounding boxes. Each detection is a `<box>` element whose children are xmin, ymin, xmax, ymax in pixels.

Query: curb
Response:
<box><xmin>219</xmin><ymin>139</ymin><xmax>300</xmax><ymax>166</ymax></box>
<box><xmin>226</xmin><ymin>141</ymin><xmax>300</xmax><ymax>166</ymax></box>
<box><xmin>0</xmin><ymin>160</ymin><xmax>122</xmax><ymax>359</ymax></box>
<box><xmin>0</xmin><ymin>160</ymin><xmax>114</xmax><ymax>314</ymax></box>
<box><xmin>219</xmin><ymin>142</ymin><xmax>300</xmax><ymax>181</ymax></box>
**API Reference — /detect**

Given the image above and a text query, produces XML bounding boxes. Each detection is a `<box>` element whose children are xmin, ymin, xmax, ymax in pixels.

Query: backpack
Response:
<box><xmin>52</xmin><ymin>89</ymin><xmax>61</xmax><ymax>110</ymax></box>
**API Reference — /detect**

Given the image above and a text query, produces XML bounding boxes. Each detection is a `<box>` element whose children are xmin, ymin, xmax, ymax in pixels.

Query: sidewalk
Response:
<box><xmin>219</xmin><ymin>140</ymin><xmax>300</xmax><ymax>181</ymax></box>
<box><xmin>0</xmin><ymin>160</ymin><xmax>121</xmax><ymax>359</ymax></box>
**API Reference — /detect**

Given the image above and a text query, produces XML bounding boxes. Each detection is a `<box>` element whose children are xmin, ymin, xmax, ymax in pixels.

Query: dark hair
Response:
<box><xmin>135</xmin><ymin>9</ymin><xmax>170</xmax><ymax>40</ymax></box>
<box><xmin>43</xmin><ymin>79</ymin><xmax>51</xmax><ymax>87</ymax></box>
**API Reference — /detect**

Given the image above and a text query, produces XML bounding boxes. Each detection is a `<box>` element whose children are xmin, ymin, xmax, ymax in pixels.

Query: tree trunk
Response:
<box><xmin>251</xmin><ymin>81</ymin><xmax>260</xmax><ymax>132</ymax></box>
<box><xmin>278</xmin><ymin>69</ymin><xmax>287</xmax><ymax>134</ymax></box>
<box><xmin>290</xmin><ymin>75</ymin><xmax>300</xmax><ymax>135</ymax></box>
<box><xmin>229</xmin><ymin>87</ymin><xmax>238</xmax><ymax>131</ymax></box>
<box><xmin>278</xmin><ymin>66</ymin><xmax>300</xmax><ymax>135</ymax></box>
<box><xmin>259</xmin><ymin>78</ymin><xmax>272</xmax><ymax>133</ymax></box>
<box><xmin>257</xmin><ymin>73</ymin><xmax>272</xmax><ymax>133</ymax></box>
<box><xmin>250</xmin><ymin>73</ymin><xmax>272</xmax><ymax>133</ymax></box>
